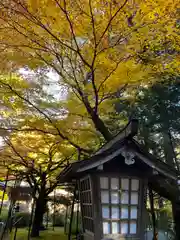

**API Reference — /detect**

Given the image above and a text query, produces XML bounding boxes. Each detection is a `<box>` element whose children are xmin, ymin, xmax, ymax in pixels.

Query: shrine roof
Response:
<box><xmin>58</xmin><ymin>119</ymin><xmax>179</xmax><ymax>185</ymax></box>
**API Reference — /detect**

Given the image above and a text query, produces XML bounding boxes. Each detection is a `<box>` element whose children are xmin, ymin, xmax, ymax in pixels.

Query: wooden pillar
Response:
<box><xmin>68</xmin><ymin>183</ymin><xmax>76</xmax><ymax>240</ymax></box>
<box><xmin>91</xmin><ymin>175</ymin><xmax>102</xmax><ymax>240</ymax></box>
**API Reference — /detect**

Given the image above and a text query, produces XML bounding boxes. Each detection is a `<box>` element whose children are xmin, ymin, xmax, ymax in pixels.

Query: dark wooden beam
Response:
<box><xmin>95</xmin><ymin>119</ymin><xmax>138</xmax><ymax>155</ymax></box>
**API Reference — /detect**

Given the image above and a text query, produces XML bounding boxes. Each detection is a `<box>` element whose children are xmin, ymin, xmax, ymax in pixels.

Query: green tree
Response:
<box><xmin>119</xmin><ymin>77</ymin><xmax>180</xmax><ymax>166</ymax></box>
<box><xmin>115</xmin><ymin>76</ymin><xmax>180</xmax><ymax>238</ymax></box>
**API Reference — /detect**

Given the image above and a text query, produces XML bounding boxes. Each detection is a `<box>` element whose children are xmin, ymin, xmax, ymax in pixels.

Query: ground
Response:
<box><xmin>10</xmin><ymin>227</ymin><xmax>68</xmax><ymax>240</ymax></box>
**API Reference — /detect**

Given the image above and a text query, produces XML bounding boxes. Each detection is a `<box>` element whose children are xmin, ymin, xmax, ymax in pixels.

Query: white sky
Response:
<box><xmin>19</xmin><ymin>68</ymin><xmax>67</xmax><ymax>101</ymax></box>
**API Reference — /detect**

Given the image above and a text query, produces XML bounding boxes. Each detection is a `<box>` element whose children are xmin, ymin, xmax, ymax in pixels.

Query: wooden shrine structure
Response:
<box><xmin>7</xmin><ymin>186</ymin><xmax>32</xmax><ymax>201</ymax></box>
<box><xmin>58</xmin><ymin>119</ymin><xmax>180</xmax><ymax>240</ymax></box>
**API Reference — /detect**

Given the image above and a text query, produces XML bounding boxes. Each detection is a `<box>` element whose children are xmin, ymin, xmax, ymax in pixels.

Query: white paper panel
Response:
<box><xmin>103</xmin><ymin>222</ymin><xmax>110</xmax><ymax>234</ymax></box>
<box><xmin>131</xmin><ymin>192</ymin><xmax>138</xmax><ymax>205</ymax></box>
<box><xmin>112</xmin><ymin>222</ymin><xmax>119</xmax><ymax>234</ymax></box>
<box><xmin>101</xmin><ymin>191</ymin><xmax>109</xmax><ymax>203</ymax></box>
<box><xmin>121</xmin><ymin>222</ymin><xmax>128</xmax><ymax>234</ymax></box>
<box><xmin>121</xmin><ymin>207</ymin><xmax>129</xmax><ymax>219</ymax></box>
<box><xmin>111</xmin><ymin>178</ymin><xmax>119</xmax><ymax>190</ymax></box>
<box><xmin>131</xmin><ymin>179</ymin><xmax>139</xmax><ymax>191</ymax></box>
<box><xmin>100</xmin><ymin>177</ymin><xmax>108</xmax><ymax>189</ymax></box>
<box><xmin>111</xmin><ymin>206</ymin><xmax>119</xmax><ymax>219</ymax></box>
<box><xmin>121</xmin><ymin>191</ymin><xmax>129</xmax><ymax>204</ymax></box>
<box><xmin>130</xmin><ymin>221</ymin><xmax>137</xmax><ymax>234</ymax></box>
<box><xmin>102</xmin><ymin>206</ymin><xmax>109</xmax><ymax>219</ymax></box>
<box><xmin>130</xmin><ymin>206</ymin><xmax>138</xmax><ymax>219</ymax></box>
<box><xmin>111</xmin><ymin>192</ymin><xmax>119</xmax><ymax>204</ymax></box>
<box><xmin>121</xmin><ymin>178</ymin><xmax>129</xmax><ymax>190</ymax></box>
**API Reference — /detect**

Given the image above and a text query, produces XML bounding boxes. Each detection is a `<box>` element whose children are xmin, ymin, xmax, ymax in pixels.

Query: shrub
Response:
<box><xmin>0</xmin><ymin>209</ymin><xmax>31</xmax><ymax>228</ymax></box>
<box><xmin>51</xmin><ymin>213</ymin><xmax>65</xmax><ymax>227</ymax></box>
<box><xmin>0</xmin><ymin>208</ymin><xmax>8</xmax><ymax>222</ymax></box>
<box><xmin>14</xmin><ymin>212</ymin><xmax>31</xmax><ymax>228</ymax></box>
<box><xmin>65</xmin><ymin>211</ymin><xmax>82</xmax><ymax>234</ymax></box>
<box><xmin>71</xmin><ymin>212</ymin><xmax>81</xmax><ymax>234</ymax></box>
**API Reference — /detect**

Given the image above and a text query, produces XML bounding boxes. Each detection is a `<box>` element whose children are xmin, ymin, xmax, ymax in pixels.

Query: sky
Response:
<box><xmin>19</xmin><ymin>68</ymin><xmax>67</xmax><ymax>101</ymax></box>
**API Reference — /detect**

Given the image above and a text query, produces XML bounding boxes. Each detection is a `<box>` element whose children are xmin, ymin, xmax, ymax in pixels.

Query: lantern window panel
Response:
<box><xmin>131</xmin><ymin>179</ymin><xmax>139</xmax><ymax>191</ymax></box>
<box><xmin>100</xmin><ymin>177</ymin><xmax>140</xmax><ymax>236</ymax></box>
<box><xmin>111</xmin><ymin>192</ymin><xmax>119</xmax><ymax>204</ymax></box>
<box><xmin>121</xmin><ymin>178</ymin><xmax>129</xmax><ymax>190</ymax></box>
<box><xmin>121</xmin><ymin>191</ymin><xmax>129</xmax><ymax>204</ymax></box>
<box><xmin>112</xmin><ymin>222</ymin><xmax>119</xmax><ymax>234</ymax></box>
<box><xmin>111</xmin><ymin>178</ymin><xmax>119</xmax><ymax>190</ymax></box>
<box><xmin>130</xmin><ymin>206</ymin><xmax>138</xmax><ymax>219</ymax></box>
<box><xmin>130</xmin><ymin>221</ymin><xmax>137</xmax><ymax>234</ymax></box>
<box><xmin>121</xmin><ymin>221</ymin><xmax>128</xmax><ymax>234</ymax></box>
<box><xmin>111</xmin><ymin>206</ymin><xmax>119</xmax><ymax>219</ymax></box>
<box><xmin>103</xmin><ymin>222</ymin><xmax>110</xmax><ymax>234</ymax></box>
<box><xmin>131</xmin><ymin>192</ymin><xmax>139</xmax><ymax>205</ymax></box>
<box><xmin>102</xmin><ymin>206</ymin><xmax>110</xmax><ymax>219</ymax></box>
<box><xmin>100</xmin><ymin>177</ymin><xmax>108</xmax><ymax>189</ymax></box>
<box><xmin>101</xmin><ymin>191</ymin><xmax>109</xmax><ymax>203</ymax></box>
<box><xmin>121</xmin><ymin>206</ymin><xmax>129</xmax><ymax>219</ymax></box>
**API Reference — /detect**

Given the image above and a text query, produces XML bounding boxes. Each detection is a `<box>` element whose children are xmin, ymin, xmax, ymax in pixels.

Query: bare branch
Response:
<box><xmin>97</xmin><ymin>0</ymin><xmax>128</xmax><ymax>46</ymax></box>
<box><xmin>54</xmin><ymin>0</ymin><xmax>92</xmax><ymax>69</ymax></box>
<box><xmin>98</xmin><ymin>84</ymin><xmax>128</xmax><ymax>105</ymax></box>
<box><xmin>89</xmin><ymin>0</ymin><xmax>97</xmax><ymax>47</ymax></box>
<box><xmin>3</xmin><ymin>137</ymin><xmax>29</xmax><ymax>167</ymax></box>
<box><xmin>0</xmin><ymin>127</ymin><xmax>59</xmax><ymax>136</ymax></box>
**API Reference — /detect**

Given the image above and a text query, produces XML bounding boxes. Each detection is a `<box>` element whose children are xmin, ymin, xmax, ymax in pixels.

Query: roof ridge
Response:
<box><xmin>94</xmin><ymin>119</ymin><xmax>138</xmax><ymax>155</ymax></box>
<box><xmin>131</xmin><ymin>138</ymin><xmax>180</xmax><ymax>176</ymax></box>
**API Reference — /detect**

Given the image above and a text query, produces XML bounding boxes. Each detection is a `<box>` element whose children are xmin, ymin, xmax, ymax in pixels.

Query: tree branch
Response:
<box><xmin>97</xmin><ymin>0</ymin><xmax>128</xmax><ymax>46</ymax></box>
<box><xmin>54</xmin><ymin>0</ymin><xmax>92</xmax><ymax>69</ymax></box>
<box><xmin>0</xmin><ymin>80</ymin><xmax>91</xmax><ymax>153</ymax></box>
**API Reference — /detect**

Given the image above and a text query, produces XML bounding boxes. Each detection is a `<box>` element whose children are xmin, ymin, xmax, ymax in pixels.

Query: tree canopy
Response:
<box><xmin>0</xmin><ymin>0</ymin><xmax>179</xmax><ymax>141</ymax></box>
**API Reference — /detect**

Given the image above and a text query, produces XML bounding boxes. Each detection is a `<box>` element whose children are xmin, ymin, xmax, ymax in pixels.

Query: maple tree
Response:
<box><xmin>0</xmin><ymin>74</ymin><xmax>98</xmax><ymax>236</ymax></box>
<box><xmin>0</xmin><ymin>0</ymin><xmax>179</xmax><ymax>237</ymax></box>
<box><xmin>0</xmin><ymin>0</ymin><xmax>179</xmax><ymax>141</ymax></box>
<box><xmin>0</xmin><ymin>130</ymin><xmax>74</xmax><ymax>236</ymax></box>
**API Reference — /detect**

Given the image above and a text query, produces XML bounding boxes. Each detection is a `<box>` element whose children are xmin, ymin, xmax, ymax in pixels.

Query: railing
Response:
<box><xmin>12</xmin><ymin>217</ymin><xmax>23</xmax><ymax>240</ymax></box>
<box><xmin>0</xmin><ymin>216</ymin><xmax>23</xmax><ymax>240</ymax></box>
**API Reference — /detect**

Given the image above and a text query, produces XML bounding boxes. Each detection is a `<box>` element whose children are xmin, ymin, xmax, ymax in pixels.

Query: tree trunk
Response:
<box><xmin>91</xmin><ymin>112</ymin><xmax>112</xmax><ymax>140</ymax></box>
<box><xmin>31</xmin><ymin>193</ymin><xmax>47</xmax><ymax>237</ymax></box>
<box><xmin>162</xmin><ymin>129</ymin><xmax>176</xmax><ymax>167</ymax></box>
<box><xmin>161</xmin><ymin>126</ymin><xmax>180</xmax><ymax>239</ymax></box>
<box><xmin>82</xmin><ymin>95</ymin><xmax>112</xmax><ymax>141</ymax></box>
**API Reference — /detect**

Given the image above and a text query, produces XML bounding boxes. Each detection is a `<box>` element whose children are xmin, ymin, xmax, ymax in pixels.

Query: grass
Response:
<box><xmin>10</xmin><ymin>227</ymin><xmax>68</xmax><ymax>240</ymax></box>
